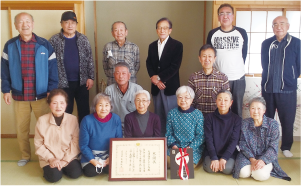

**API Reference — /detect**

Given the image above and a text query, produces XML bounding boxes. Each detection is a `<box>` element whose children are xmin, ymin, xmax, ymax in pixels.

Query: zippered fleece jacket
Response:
<box><xmin>261</xmin><ymin>34</ymin><xmax>300</xmax><ymax>92</ymax></box>
<box><xmin>1</xmin><ymin>33</ymin><xmax>58</xmax><ymax>99</ymax></box>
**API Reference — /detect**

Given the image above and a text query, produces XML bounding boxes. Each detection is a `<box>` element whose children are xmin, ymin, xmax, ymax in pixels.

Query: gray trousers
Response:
<box><xmin>229</xmin><ymin>76</ymin><xmax>246</xmax><ymax>118</ymax></box>
<box><xmin>203</xmin><ymin>156</ymin><xmax>235</xmax><ymax>175</ymax></box>
<box><xmin>153</xmin><ymin>90</ymin><xmax>178</xmax><ymax>137</ymax></box>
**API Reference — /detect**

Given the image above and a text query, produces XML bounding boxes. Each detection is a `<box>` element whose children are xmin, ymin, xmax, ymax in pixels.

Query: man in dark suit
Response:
<box><xmin>146</xmin><ymin>17</ymin><xmax>183</xmax><ymax>137</ymax></box>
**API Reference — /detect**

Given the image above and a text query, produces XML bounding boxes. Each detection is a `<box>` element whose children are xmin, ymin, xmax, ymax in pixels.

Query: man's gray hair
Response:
<box><xmin>111</xmin><ymin>21</ymin><xmax>127</xmax><ymax>31</ymax></box>
<box><xmin>14</xmin><ymin>12</ymin><xmax>34</xmax><ymax>23</ymax></box>
<box><xmin>90</xmin><ymin>93</ymin><xmax>112</xmax><ymax>113</ymax></box>
<box><xmin>114</xmin><ymin>62</ymin><xmax>130</xmax><ymax>72</ymax></box>
<box><xmin>134</xmin><ymin>90</ymin><xmax>151</xmax><ymax>101</ymax></box>
<box><xmin>217</xmin><ymin>89</ymin><xmax>233</xmax><ymax>100</ymax></box>
<box><xmin>176</xmin><ymin>86</ymin><xmax>195</xmax><ymax>99</ymax></box>
<box><xmin>249</xmin><ymin>97</ymin><xmax>266</xmax><ymax>111</ymax></box>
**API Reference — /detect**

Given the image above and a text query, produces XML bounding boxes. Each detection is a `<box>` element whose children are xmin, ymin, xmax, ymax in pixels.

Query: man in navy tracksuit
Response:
<box><xmin>1</xmin><ymin>12</ymin><xmax>58</xmax><ymax>166</ymax></box>
<box><xmin>261</xmin><ymin>16</ymin><xmax>300</xmax><ymax>158</ymax></box>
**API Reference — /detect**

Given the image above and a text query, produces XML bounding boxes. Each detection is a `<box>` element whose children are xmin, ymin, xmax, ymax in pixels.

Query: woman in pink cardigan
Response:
<box><xmin>34</xmin><ymin>89</ymin><xmax>82</xmax><ymax>183</ymax></box>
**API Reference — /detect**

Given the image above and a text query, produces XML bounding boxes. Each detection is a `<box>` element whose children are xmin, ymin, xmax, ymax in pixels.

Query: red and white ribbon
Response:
<box><xmin>176</xmin><ymin>148</ymin><xmax>189</xmax><ymax>180</ymax></box>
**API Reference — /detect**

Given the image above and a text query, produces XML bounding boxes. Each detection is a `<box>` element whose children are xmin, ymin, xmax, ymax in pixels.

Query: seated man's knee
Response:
<box><xmin>239</xmin><ymin>165</ymin><xmax>251</xmax><ymax>178</ymax></box>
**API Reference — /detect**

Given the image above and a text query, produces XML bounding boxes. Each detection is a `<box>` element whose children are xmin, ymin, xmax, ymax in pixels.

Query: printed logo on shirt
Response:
<box><xmin>213</xmin><ymin>36</ymin><xmax>239</xmax><ymax>49</ymax></box>
<box><xmin>41</xmin><ymin>52</ymin><xmax>45</xmax><ymax>55</ymax></box>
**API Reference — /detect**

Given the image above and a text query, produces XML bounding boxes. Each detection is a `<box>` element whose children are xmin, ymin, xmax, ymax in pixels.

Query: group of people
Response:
<box><xmin>1</xmin><ymin>2</ymin><xmax>299</xmax><ymax>183</ymax></box>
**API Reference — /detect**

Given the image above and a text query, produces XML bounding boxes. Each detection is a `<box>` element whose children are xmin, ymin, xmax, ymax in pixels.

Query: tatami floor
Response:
<box><xmin>1</xmin><ymin>138</ymin><xmax>300</xmax><ymax>185</ymax></box>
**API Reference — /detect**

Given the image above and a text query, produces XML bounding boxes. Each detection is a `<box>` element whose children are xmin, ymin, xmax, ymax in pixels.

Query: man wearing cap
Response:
<box><xmin>49</xmin><ymin>11</ymin><xmax>95</xmax><ymax>124</ymax></box>
<box><xmin>1</xmin><ymin>12</ymin><xmax>58</xmax><ymax>166</ymax></box>
<box><xmin>103</xmin><ymin>21</ymin><xmax>140</xmax><ymax>86</ymax></box>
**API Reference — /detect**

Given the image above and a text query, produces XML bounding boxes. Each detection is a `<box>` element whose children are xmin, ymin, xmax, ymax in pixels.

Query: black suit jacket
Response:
<box><xmin>146</xmin><ymin>37</ymin><xmax>183</xmax><ymax>96</ymax></box>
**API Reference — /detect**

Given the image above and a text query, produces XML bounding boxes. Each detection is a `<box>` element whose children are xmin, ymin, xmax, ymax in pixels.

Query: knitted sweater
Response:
<box><xmin>204</xmin><ymin>109</ymin><xmax>241</xmax><ymax>161</ymax></box>
<box><xmin>79</xmin><ymin>113</ymin><xmax>123</xmax><ymax>164</ymax></box>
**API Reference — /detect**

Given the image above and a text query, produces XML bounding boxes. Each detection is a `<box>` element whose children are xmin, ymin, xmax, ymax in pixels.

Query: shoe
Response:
<box><xmin>17</xmin><ymin>159</ymin><xmax>30</xmax><ymax>166</ymax></box>
<box><xmin>282</xmin><ymin>150</ymin><xmax>293</xmax><ymax>158</ymax></box>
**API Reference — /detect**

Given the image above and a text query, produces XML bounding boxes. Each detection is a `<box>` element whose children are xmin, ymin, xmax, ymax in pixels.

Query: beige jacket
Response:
<box><xmin>34</xmin><ymin>112</ymin><xmax>80</xmax><ymax>168</ymax></box>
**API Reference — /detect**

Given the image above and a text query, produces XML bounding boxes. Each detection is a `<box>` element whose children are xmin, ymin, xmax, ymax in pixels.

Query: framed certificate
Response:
<box><xmin>109</xmin><ymin>137</ymin><xmax>167</xmax><ymax>181</ymax></box>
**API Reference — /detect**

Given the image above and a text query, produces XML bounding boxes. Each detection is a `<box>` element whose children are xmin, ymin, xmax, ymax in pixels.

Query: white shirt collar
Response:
<box><xmin>157</xmin><ymin>36</ymin><xmax>169</xmax><ymax>60</ymax></box>
<box><xmin>157</xmin><ymin>35</ymin><xmax>169</xmax><ymax>45</ymax></box>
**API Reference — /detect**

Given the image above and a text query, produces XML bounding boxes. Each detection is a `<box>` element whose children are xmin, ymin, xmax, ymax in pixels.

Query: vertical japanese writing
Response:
<box><xmin>153</xmin><ymin>152</ymin><xmax>156</xmax><ymax>164</ymax></box>
<box><xmin>129</xmin><ymin>149</ymin><xmax>132</xmax><ymax>172</ymax></box>
<box><xmin>148</xmin><ymin>150</ymin><xmax>150</xmax><ymax>171</ymax></box>
<box><xmin>139</xmin><ymin>149</ymin><xmax>142</xmax><ymax>172</ymax></box>
<box><xmin>120</xmin><ymin>150</ymin><xmax>123</xmax><ymax>168</ymax></box>
<box><xmin>143</xmin><ymin>148</ymin><xmax>146</xmax><ymax>172</ymax></box>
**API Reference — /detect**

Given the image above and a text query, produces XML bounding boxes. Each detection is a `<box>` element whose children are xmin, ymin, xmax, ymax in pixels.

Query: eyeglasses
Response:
<box><xmin>272</xmin><ymin>23</ymin><xmax>288</xmax><ymax>28</ymax></box>
<box><xmin>177</xmin><ymin>96</ymin><xmax>191</xmax><ymax>101</ymax></box>
<box><xmin>135</xmin><ymin>99</ymin><xmax>149</xmax><ymax>104</ymax></box>
<box><xmin>114</xmin><ymin>72</ymin><xmax>128</xmax><ymax>76</ymax></box>
<box><xmin>218</xmin><ymin>12</ymin><xmax>233</xmax><ymax>16</ymax></box>
<box><xmin>157</xmin><ymin>27</ymin><xmax>169</xmax><ymax>31</ymax></box>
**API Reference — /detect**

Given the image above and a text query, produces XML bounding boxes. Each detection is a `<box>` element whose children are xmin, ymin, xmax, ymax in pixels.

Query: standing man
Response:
<box><xmin>49</xmin><ymin>11</ymin><xmax>95</xmax><ymax>124</ymax></box>
<box><xmin>103</xmin><ymin>21</ymin><xmax>140</xmax><ymax>86</ymax></box>
<box><xmin>261</xmin><ymin>16</ymin><xmax>300</xmax><ymax>158</ymax></box>
<box><xmin>146</xmin><ymin>17</ymin><xmax>183</xmax><ymax>137</ymax></box>
<box><xmin>105</xmin><ymin>62</ymin><xmax>143</xmax><ymax>131</ymax></box>
<box><xmin>207</xmin><ymin>3</ymin><xmax>248</xmax><ymax>117</ymax></box>
<box><xmin>188</xmin><ymin>44</ymin><xmax>230</xmax><ymax>116</ymax></box>
<box><xmin>1</xmin><ymin>12</ymin><xmax>58</xmax><ymax>166</ymax></box>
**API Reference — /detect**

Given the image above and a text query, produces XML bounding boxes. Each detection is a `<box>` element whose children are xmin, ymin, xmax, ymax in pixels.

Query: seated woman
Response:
<box><xmin>203</xmin><ymin>89</ymin><xmax>241</xmax><ymax>175</ymax></box>
<box><xmin>79</xmin><ymin>93</ymin><xmax>122</xmax><ymax>177</ymax></box>
<box><xmin>124</xmin><ymin>90</ymin><xmax>161</xmax><ymax>138</ymax></box>
<box><xmin>34</xmin><ymin>89</ymin><xmax>82</xmax><ymax>183</ymax></box>
<box><xmin>165</xmin><ymin>86</ymin><xmax>205</xmax><ymax>168</ymax></box>
<box><xmin>233</xmin><ymin>97</ymin><xmax>291</xmax><ymax>181</ymax></box>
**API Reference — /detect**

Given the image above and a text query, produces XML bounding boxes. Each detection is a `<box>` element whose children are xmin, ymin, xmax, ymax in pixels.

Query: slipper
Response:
<box><xmin>17</xmin><ymin>159</ymin><xmax>30</xmax><ymax>166</ymax></box>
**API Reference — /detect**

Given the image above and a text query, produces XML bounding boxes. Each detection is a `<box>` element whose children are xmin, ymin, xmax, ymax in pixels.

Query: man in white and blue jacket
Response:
<box><xmin>261</xmin><ymin>16</ymin><xmax>300</xmax><ymax>158</ymax></box>
<box><xmin>1</xmin><ymin>12</ymin><xmax>58</xmax><ymax>166</ymax></box>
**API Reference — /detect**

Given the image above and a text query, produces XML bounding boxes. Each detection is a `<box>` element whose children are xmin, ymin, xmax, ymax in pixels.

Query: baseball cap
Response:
<box><xmin>61</xmin><ymin>11</ymin><xmax>78</xmax><ymax>23</ymax></box>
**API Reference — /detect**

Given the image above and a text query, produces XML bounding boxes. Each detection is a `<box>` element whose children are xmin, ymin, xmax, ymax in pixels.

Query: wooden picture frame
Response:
<box><xmin>109</xmin><ymin>137</ymin><xmax>167</xmax><ymax>181</ymax></box>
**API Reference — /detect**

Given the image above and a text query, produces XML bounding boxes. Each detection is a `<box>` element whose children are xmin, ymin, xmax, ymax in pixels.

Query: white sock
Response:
<box><xmin>282</xmin><ymin>150</ymin><xmax>293</xmax><ymax>157</ymax></box>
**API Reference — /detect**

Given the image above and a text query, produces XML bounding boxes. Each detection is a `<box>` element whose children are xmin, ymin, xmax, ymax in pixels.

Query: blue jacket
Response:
<box><xmin>261</xmin><ymin>34</ymin><xmax>300</xmax><ymax>91</ymax></box>
<box><xmin>1</xmin><ymin>33</ymin><xmax>58</xmax><ymax>99</ymax></box>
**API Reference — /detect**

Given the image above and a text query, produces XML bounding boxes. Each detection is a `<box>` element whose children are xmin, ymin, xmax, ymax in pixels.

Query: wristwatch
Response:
<box><xmin>157</xmin><ymin>76</ymin><xmax>161</xmax><ymax>81</ymax></box>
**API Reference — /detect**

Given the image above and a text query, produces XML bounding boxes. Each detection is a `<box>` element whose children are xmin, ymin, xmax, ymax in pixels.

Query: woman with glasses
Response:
<box><xmin>124</xmin><ymin>90</ymin><xmax>161</xmax><ymax>138</ymax></box>
<box><xmin>165</xmin><ymin>86</ymin><xmax>205</xmax><ymax>168</ymax></box>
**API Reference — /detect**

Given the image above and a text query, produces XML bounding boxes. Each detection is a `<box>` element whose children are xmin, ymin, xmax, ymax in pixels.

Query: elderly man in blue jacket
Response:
<box><xmin>261</xmin><ymin>16</ymin><xmax>300</xmax><ymax>158</ymax></box>
<box><xmin>1</xmin><ymin>12</ymin><xmax>58</xmax><ymax>166</ymax></box>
